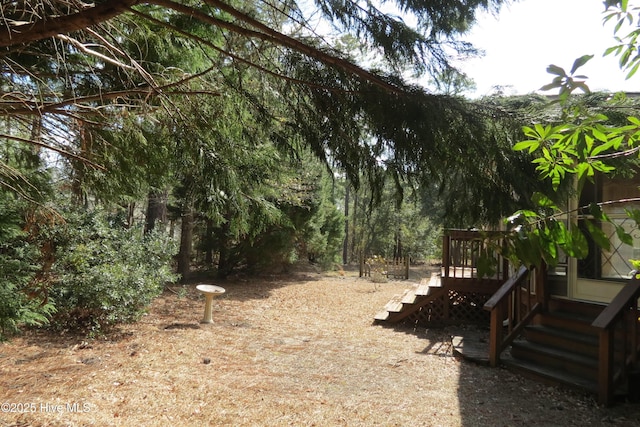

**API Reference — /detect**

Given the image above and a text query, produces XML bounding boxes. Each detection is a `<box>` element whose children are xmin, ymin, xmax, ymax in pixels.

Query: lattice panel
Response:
<box><xmin>404</xmin><ymin>297</ymin><xmax>445</xmax><ymax>326</ymax></box>
<box><xmin>404</xmin><ymin>290</ymin><xmax>491</xmax><ymax>327</ymax></box>
<box><xmin>449</xmin><ymin>291</ymin><xmax>490</xmax><ymax>324</ymax></box>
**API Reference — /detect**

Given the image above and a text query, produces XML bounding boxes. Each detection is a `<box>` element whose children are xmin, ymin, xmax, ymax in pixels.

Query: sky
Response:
<box><xmin>458</xmin><ymin>0</ymin><xmax>640</xmax><ymax>97</ymax></box>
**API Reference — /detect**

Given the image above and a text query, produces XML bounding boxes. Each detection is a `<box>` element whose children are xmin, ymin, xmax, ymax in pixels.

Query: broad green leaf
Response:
<box><xmin>547</xmin><ymin>64</ymin><xmax>566</xmax><ymax>77</ymax></box>
<box><xmin>610</xmin><ymin>135</ymin><xmax>624</xmax><ymax>150</ymax></box>
<box><xmin>616</xmin><ymin>225</ymin><xmax>634</xmax><ymax>245</ymax></box>
<box><xmin>522</xmin><ymin>126</ymin><xmax>538</xmax><ymax>138</ymax></box>
<box><xmin>592</xmin><ymin>161</ymin><xmax>616</xmax><ymax>174</ymax></box>
<box><xmin>534</xmin><ymin>123</ymin><xmax>547</xmax><ymax>137</ymax></box>
<box><xmin>551</xmin><ymin>172</ymin><xmax>561</xmax><ymax>190</ymax></box>
<box><xmin>592</xmin><ymin>128</ymin><xmax>608</xmax><ymax>142</ymax></box>
<box><xmin>604</xmin><ymin>45</ymin><xmax>623</xmax><ymax>57</ymax></box>
<box><xmin>515</xmin><ymin>209</ymin><xmax>539</xmax><ymax>219</ymax></box>
<box><xmin>590</xmin><ymin>139</ymin><xmax>617</xmax><ymax>156</ymax></box>
<box><xmin>589</xmin><ymin>203</ymin><xmax>609</xmax><ymax>221</ymax></box>
<box><xmin>513</xmin><ymin>140</ymin><xmax>540</xmax><ymax>153</ymax></box>
<box><xmin>549</xmin><ymin>220</ymin><xmax>569</xmax><ymax>245</ymax></box>
<box><xmin>626</xmin><ymin>208</ymin><xmax>640</xmax><ymax>226</ymax></box>
<box><xmin>627</xmin><ymin>59</ymin><xmax>640</xmax><ymax>79</ymax></box>
<box><xmin>628</xmin><ymin>116</ymin><xmax>640</xmax><ymax>126</ymax></box>
<box><xmin>584</xmin><ymin>220</ymin><xmax>611</xmax><ymax>251</ymax></box>
<box><xmin>564</xmin><ymin>228</ymin><xmax>589</xmax><ymax>258</ymax></box>
<box><xmin>620</xmin><ymin>47</ymin><xmax>632</xmax><ymax>66</ymax></box>
<box><xmin>540</xmin><ymin>82</ymin><xmax>562</xmax><ymax>91</ymax></box>
<box><xmin>570</xmin><ymin>55</ymin><xmax>594</xmax><ymax>75</ymax></box>
<box><xmin>576</xmin><ymin>162</ymin><xmax>591</xmax><ymax>180</ymax></box>
<box><xmin>585</xmin><ymin>134</ymin><xmax>594</xmax><ymax>152</ymax></box>
<box><xmin>531</xmin><ymin>192</ymin><xmax>557</xmax><ymax>208</ymax></box>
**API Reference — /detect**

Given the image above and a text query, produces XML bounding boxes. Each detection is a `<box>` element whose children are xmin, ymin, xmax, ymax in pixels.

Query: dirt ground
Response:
<box><xmin>1</xmin><ymin>263</ymin><xmax>640</xmax><ymax>427</ymax></box>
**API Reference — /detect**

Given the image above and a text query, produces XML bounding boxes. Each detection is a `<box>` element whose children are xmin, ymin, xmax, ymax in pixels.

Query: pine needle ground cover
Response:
<box><xmin>1</xmin><ymin>266</ymin><xmax>639</xmax><ymax>426</ymax></box>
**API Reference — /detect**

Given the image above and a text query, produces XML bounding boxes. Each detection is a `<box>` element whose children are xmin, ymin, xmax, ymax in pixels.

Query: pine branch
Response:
<box><xmin>0</xmin><ymin>133</ymin><xmax>106</xmax><ymax>170</ymax></box>
<box><xmin>1</xmin><ymin>0</ymin><xmax>141</xmax><ymax>47</ymax></box>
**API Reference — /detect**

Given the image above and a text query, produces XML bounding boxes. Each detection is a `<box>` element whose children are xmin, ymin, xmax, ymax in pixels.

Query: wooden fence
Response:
<box><xmin>359</xmin><ymin>255</ymin><xmax>410</xmax><ymax>280</ymax></box>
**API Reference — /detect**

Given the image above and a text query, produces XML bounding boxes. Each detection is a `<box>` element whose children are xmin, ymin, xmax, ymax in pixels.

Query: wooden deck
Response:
<box><xmin>450</xmin><ymin>328</ymin><xmax>490</xmax><ymax>365</ymax></box>
<box><xmin>375</xmin><ymin>229</ymin><xmax>640</xmax><ymax>406</ymax></box>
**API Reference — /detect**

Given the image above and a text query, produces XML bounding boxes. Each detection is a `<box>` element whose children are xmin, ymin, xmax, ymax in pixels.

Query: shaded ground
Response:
<box><xmin>1</xmin><ymin>263</ymin><xmax>639</xmax><ymax>426</ymax></box>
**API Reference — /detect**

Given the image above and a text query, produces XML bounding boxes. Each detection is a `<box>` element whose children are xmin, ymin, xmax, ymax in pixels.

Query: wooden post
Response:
<box><xmin>631</xmin><ymin>302</ymin><xmax>639</xmax><ymax>366</ymax></box>
<box><xmin>443</xmin><ymin>234</ymin><xmax>450</xmax><ymax>279</ymax></box>
<box><xmin>489</xmin><ymin>302</ymin><xmax>503</xmax><ymax>367</ymax></box>
<box><xmin>598</xmin><ymin>329</ymin><xmax>614</xmax><ymax>406</ymax></box>
<box><xmin>536</xmin><ymin>263</ymin><xmax>549</xmax><ymax>311</ymax></box>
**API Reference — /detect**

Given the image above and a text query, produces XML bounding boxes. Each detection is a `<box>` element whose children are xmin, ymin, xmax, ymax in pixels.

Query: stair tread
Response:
<box><xmin>384</xmin><ymin>295</ymin><xmax>404</xmax><ymax>313</ymax></box>
<box><xmin>502</xmin><ymin>355</ymin><xmax>598</xmax><ymax>393</ymax></box>
<box><xmin>512</xmin><ymin>339</ymin><xmax>598</xmax><ymax>368</ymax></box>
<box><xmin>373</xmin><ymin>310</ymin><xmax>389</xmax><ymax>321</ymax></box>
<box><xmin>545</xmin><ymin>310</ymin><xmax>598</xmax><ymax>325</ymax></box>
<box><xmin>525</xmin><ymin>324</ymin><xmax>599</xmax><ymax>346</ymax></box>
<box><xmin>416</xmin><ymin>273</ymin><xmax>441</xmax><ymax>296</ymax></box>
<box><xmin>548</xmin><ymin>298</ymin><xmax>606</xmax><ymax>319</ymax></box>
<box><xmin>401</xmin><ymin>288</ymin><xmax>418</xmax><ymax>304</ymax></box>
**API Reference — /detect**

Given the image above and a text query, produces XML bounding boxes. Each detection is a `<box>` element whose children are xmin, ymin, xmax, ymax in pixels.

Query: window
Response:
<box><xmin>577</xmin><ymin>173</ymin><xmax>640</xmax><ymax>281</ymax></box>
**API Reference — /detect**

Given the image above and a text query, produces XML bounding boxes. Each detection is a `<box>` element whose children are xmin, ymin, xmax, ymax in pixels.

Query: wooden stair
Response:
<box><xmin>374</xmin><ymin>272</ymin><xmax>443</xmax><ymax>323</ymax></box>
<box><xmin>502</xmin><ymin>298</ymin><xmax>620</xmax><ymax>396</ymax></box>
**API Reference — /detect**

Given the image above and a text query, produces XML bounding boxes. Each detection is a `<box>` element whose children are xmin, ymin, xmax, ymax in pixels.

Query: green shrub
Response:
<box><xmin>0</xmin><ymin>198</ymin><xmax>55</xmax><ymax>339</ymax></box>
<box><xmin>50</xmin><ymin>210</ymin><xmax>178</xmax><ymax>333</ymax></box>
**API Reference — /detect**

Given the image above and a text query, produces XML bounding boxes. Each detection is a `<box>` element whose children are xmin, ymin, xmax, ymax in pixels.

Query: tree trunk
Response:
<box><xmin>394</xmin><ymin>231</ymin><xmax>403</xmax><ymax>259</ymax></box>
<box><xmin>215</xmin><ymin>220</ymin><xmax>232</xmax><ymax>279</ymax></box>
<box><xmin>71</xmin><ymin>119</ymin><xmax>88</xmax><ymax>207</ymax></box>
<box><xmin>144</xmin><ymin>189</ymin><xmax>168</xmax><ymax>234</ymax></box>
<box><xmin>177</xmin><ymin>201</ymin><xmax>194</xmax><ymax>283</ymax></box>
<box><xmin>204</xmin><ymin>218</ymin><xmax>215</xmax><ymax>267</ymax></box>
<box><xmin>342</xmin><ymin>184</ymin><xmax>350</xmax><ymax>265</ymax></box>
<box><xmin>351</xmin><ymin>190</ymin><xmax>359</xmax><ymax>262</ymax></box>
<box><xmin>127</xmin><ymin>202</ymin><xmax>135</xmax><ymax>228</ymax></box>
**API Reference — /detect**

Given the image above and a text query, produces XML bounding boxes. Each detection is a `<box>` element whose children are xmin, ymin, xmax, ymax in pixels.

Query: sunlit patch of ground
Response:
<box><xmin>1</xmin><ymin>265</ymin><xmax>639</xmax><ymax>426</ymax></box>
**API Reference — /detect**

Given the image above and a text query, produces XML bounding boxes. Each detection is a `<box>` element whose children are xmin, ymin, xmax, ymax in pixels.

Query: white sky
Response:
<box><xmin>458</xmin><ymin>0</ymin><xmax>640</xmax><ymax>97</ymax></box>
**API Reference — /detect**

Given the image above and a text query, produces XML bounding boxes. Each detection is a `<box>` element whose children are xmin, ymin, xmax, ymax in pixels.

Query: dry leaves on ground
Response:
<box><xmin>1</xmin><ymin>264</ymin><xmax>640</xmax><ymax>426</ymax></box>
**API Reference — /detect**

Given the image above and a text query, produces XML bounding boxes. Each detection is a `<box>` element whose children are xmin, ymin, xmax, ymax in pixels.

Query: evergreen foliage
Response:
<box><xmin>48</xmin><ymin>207</ymin><xmax>178</xmax><ymax>333</ymax></box>
<box><xmin>0</xmin><ymin>139</ymin><xmax>56</xmax><ymax>339</ymax></box>
<box><xmin>347</xmin><ymin>175</ymin><xmax>441</xmax><ymax>261</ymax></box>
<box><xmin>0</xmin><ymin>196</ymin><xmax>55</xmax><ymax>339</ymax></box>
<box><xmin>1</xmin><ymin>0</ymin><xmax>544</xmax><ymax>336</ymax></box>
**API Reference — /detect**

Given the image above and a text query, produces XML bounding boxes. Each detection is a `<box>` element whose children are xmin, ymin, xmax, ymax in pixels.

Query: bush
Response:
<box><xmin>49</xmin><ymin>210</ymin><xmax>178</xmax><ymax>333</ymax></box>
<box><xmin>0</xmin><ymin>198</ymin><xmax>55</xmax><ymax>340</ymax></box>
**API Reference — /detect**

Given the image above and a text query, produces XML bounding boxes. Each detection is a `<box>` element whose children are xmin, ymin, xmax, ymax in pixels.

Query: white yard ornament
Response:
<box><xmin>196</xmin><ymin>284</ymin><xmax>225</xmax><ymax>323</ymax></box>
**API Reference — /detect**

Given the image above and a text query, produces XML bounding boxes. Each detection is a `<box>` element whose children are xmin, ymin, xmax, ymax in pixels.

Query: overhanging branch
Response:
<box><xmin>1</xmin><ymin>0</ymin><xmax>141</xmax><ymax>47</ymax></box>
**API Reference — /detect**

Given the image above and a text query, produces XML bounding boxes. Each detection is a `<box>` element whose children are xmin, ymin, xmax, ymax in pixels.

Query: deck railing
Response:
<box><xmin>483</xmin><ymin>265</ymin><xmax>539</xmax><ymax>367</ymax></box>
<box><xmin>591</xmin><ymin>276</ymin><xmax>640</xmax><ymax>405</ymax></box>
<box><xmin>442</xmin><ymin>229</ymin><xmax>508</xmax><ymax>281</ymax></box>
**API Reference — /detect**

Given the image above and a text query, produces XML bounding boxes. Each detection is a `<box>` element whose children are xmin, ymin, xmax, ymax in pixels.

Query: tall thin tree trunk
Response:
<box><xmin>351</xmin><ymin>190</ymin><xmax>359</xmax><ymax>261</ymax></box>
<box><xmin>177</xmin><ymin>201</ymin><xmax>194</xmax><ymax>283</ymax></box>
<box><xmin>216</xmin><ymin>219</ymin><xmax>232</xmax><ymax>279</ymax></box>
<box><xmin>205</xmin><ymin>218</ymin><xmax>214</xmax><ymax>267</ymax></box>
<box><xmin>144</xmin><ymin>189</ymin><xmax>168</xmax><ymax>234</ymax></box>
<box><xmin>127</xmin><ymin>202</ymin><xmax>135</xmax><ymax>228</ymax></box>
<box><xmin>343</xmin><ymin>184</ymin><xmax>350</xmax><ymax>265</ymax></box>
<box><xmin>72</xmin><ymin>119</ymin><xmax>89</xmax><ymax>207</ymax></box>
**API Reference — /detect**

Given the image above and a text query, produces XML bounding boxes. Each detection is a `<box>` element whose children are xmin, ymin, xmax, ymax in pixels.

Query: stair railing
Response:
<box><xmin>483</xmin><ymin>265</ymin><xmax>539</xmax><ymax>367</ymax></box>
<box><xmin>591</xmin><ymin>275</ymin><xmax>640</xmax><ymax>406</ymax></box>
